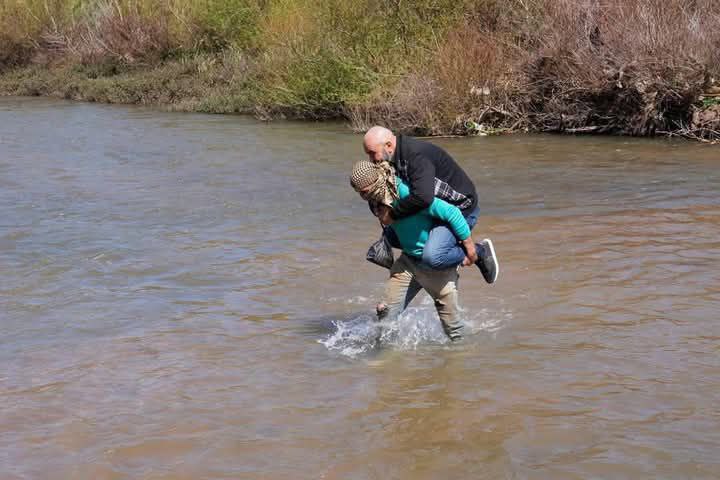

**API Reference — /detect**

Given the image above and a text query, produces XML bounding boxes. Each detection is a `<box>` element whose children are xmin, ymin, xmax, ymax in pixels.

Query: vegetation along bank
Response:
<box><xmin>2</xmin><ymin>0</ymin><xmax>719</xmax><ymax>140</ymax></box>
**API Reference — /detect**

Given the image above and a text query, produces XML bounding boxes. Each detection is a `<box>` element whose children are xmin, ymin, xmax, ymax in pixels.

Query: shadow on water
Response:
<box><xmin>295</xmin><ymin>312</ymin><xmax>367</xmax><ymax>337</ymax></box>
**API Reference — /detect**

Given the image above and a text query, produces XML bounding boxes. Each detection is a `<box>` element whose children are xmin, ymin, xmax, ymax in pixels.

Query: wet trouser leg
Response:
<box><xmin>377</xmin><ymin>254</ymin><xmax>463</xmax><ymax>341</ymax></box>
<box><xmin>414</xmin><ymin>261</ymin><xmax>463</xmax><ymax>341</ymax></box>
<box><xmin>376</xmin><ymin>255</ymin><xmax>420</xmax><ymax>323</ymax></box>
<box><xmin>421</xmin><ymin>207</ymin><xmax>480</xmax><ymax>270</ymax></box>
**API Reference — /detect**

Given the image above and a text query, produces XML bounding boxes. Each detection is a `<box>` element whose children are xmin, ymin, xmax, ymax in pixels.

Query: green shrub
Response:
<box><xmin>188</xmin><ymin>0</ymin><xmax>263</xmax><ymax>51</ymax></box>
<box><xmin>255</xmin><ymin>48</ymin><xmax>376</xmax><ymax>118</ymax></box>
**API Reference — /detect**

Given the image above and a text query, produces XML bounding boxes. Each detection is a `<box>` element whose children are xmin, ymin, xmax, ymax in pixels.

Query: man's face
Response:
<box><xmin>364</xmin><ymin>141</ymin><xmax>392</xmax><ymax>163</ymax></box>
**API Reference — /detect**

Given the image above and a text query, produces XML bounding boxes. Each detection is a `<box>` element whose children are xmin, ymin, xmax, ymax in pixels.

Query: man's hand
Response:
<box><xmin>377</xmin><ymin>205</ymin><xmax>394</xmax><ymax>226</ymax></box>
<box><xmin>461</xmin><ymin>237</ymin><xmax>477</xmax><ymax>266</ymax></box>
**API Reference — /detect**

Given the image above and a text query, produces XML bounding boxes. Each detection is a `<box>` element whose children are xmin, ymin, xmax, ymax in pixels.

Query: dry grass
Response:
<box><xmin>519</xmin><ymin>0</ymin><xmax>719</xmax><ymax>135</ymax></box>
<box><xmin>0</xmin><ymin>34</ymin><xmax>33</xmax><ymax>71</ymax></box>
<box><xmin>349</xmin><ymin>21</ymin><xmax>519</xmax><ymax>135</ymax></box>
<box><xmin>351</xmin><ymin>0</ymin><xmax>720</xmax><ymax>139</ymax></box>
<box><xmin>65</xmin><ymin>1</ymin><xmax>172</xmax><ymax>66</ymax></box>
<box><xmin>0</xmin><ymin>0</ymin><xmax>71</xmax><ymax>71</ymax></box>
<box><xmin>2</xmin><ymin>0</ymin><xmax>719</xmax><ymax>139</ymax></box>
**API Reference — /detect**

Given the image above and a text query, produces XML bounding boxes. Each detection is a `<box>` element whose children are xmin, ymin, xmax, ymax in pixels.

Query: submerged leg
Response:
<box><xmin>377</xmin><ymin>255</ymin><xmax>415</xmax><ymax>322</ymax></box>
<box><xmin>433</xmin><ymin>285</ymin><xmax>463</xmax><ymax>341</ymax></box>
<box><xmin>376</xmin><ymin>277</ymin><xmax>421</xmax><ymax>318</ymax></box>
<box><xmin>416</xmin><ymin>266</ymin><xmax>463</xmax><ymax>341</ymax></box>
<box><xmin>375</xmin><ymin>255</ymin><xmax>418</xmax><ymax>343</ymax></box>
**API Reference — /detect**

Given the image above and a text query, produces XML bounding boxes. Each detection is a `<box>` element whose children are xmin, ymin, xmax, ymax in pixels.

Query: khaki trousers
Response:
<box><xmin>377</xmin><ymin>253</ymin><xmax>463</xmax><ymax>341</ymax></box>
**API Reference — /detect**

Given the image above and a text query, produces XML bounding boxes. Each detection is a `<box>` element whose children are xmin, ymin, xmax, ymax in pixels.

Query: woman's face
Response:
<box><xmin>357</xmin><ymin>184</ymin><xmax>374</xmax><ymax>201</ymax></box>
<box><xmin>360</xmin><ymin>185</ymin><xmax>390</xmax><ymax>206</ymax></box>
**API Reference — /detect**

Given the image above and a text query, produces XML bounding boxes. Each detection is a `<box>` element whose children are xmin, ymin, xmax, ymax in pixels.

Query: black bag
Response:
<box><xmin>366</xmin><ymin>230</ymin><xmax>394</xmax><ymax>269</ymax></box>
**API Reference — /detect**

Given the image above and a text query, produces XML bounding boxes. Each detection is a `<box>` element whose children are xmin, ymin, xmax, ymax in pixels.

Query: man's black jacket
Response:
<box><xmin>390</xmin><ymin>135</ymin><xmax>477</xmax><ymax>220</ymax></box>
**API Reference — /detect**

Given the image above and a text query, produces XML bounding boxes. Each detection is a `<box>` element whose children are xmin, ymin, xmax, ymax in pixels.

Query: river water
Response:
<box><xmin>1</xmin><ymin>97</ymin><xmax>719</xmax><ymax>479</ymax></box>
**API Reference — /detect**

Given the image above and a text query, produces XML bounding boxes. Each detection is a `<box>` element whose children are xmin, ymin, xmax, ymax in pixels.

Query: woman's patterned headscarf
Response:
<box><xmin>350</xmin><ymin>160</ymin><xmax>398</xmax><ymax>207</ymax></box>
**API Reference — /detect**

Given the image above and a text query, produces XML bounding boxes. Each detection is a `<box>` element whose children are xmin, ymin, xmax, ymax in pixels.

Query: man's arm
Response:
<box><xmin>391</xmin><ymin>154</ymin><xmax>435</xmax><ymax>220</ymax></box>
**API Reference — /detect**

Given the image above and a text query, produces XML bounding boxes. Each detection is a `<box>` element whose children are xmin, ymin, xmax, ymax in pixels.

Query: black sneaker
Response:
<box><xmin>475</xmin><ymin>239</ymin><xmax>499</xmax><ymax>284</ymax></box>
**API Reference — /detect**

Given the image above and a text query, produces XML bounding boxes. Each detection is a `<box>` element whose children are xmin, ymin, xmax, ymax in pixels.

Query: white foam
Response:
<box><xmin>318</xmin><ymin>313</ymin><xmax>379</xmax><ymax>358</ymax></box>
<box><xmin>318</xmin><ymin>298</ymin><xmax>509</xmax><ymax>358</ymax></box>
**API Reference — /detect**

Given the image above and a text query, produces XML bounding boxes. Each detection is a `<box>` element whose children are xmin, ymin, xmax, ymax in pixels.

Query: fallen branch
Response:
<box><xmin>564</xmin><ymin>125</ymin><xmax>601</xmax><ymax>133</ymax></box>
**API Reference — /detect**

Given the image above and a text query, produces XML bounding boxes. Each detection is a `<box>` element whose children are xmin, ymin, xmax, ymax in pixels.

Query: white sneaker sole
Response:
<box><xmin>483</xmin><ymin>238</ymin><xmax>499</xmax><ymax>283</ymax></box>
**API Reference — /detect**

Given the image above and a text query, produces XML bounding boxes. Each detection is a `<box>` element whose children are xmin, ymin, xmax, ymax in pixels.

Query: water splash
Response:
<box><xmin>463</xmin><ymin>306</ymin><xmax>508</xmax><ymax>335</ymax></box>
<box><xmin>318</xmin><ymin>312</ymin><xmax>381</xmax><ymax>358</ymax></box>
<box><xmin>318</xmin><ymin>297</ymin><xmax>509</xmax><ymax>358</ymax></box>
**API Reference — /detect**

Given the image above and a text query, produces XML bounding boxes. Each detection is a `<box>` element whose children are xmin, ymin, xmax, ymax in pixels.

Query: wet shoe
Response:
<box><xmin>475</xmin><ymin>239</ymin><xmax>499</xmax><ymax>284</ymax></box>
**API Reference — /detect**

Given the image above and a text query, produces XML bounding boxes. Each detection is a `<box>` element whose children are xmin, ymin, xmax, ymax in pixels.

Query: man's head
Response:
<box><xmin>363</xmin><ymin>126</ymin><xmax>396</xmax><ymax>164</ymax></box>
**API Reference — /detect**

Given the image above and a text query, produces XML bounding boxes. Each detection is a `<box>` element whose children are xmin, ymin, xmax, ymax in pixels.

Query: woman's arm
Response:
<box><xmin>426</xmin><ymin>198</ymin><xmax>470</xmax><ymax>241</ymax></box>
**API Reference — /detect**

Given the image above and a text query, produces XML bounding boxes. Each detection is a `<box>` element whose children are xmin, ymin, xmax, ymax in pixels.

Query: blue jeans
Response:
<box><xmin>422</xmin><ymin>206</ymin><xmax>480</xmax><ymax>270</ymax></box>
<box><xmin>385</xmin><ymin>206</ymin><xmax>480</xmax><ymax>270</ymax></box>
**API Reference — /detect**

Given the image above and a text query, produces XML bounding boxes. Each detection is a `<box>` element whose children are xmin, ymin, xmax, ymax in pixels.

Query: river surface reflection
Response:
<box><xmin>1</xmin><ymin>97</ymin><xmax>719</xmax><ymax>479</ymax></box>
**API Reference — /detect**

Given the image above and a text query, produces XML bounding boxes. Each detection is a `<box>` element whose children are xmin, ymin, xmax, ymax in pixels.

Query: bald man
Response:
<box><xmin>363</xmin><ymin>126</ymin><xmax>499</xmax><ymax>283</ymax></box>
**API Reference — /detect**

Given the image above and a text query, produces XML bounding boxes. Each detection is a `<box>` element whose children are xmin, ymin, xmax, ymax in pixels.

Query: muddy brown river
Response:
<box><xmin>1</xmin><ymin>97</ymin><xmax>719</xmax><ymax>479</ymax></box>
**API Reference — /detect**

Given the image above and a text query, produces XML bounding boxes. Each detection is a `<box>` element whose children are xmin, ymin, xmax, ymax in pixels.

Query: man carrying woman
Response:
<box><xmin>350</xmin><ymin>157</ymin><xmax>498</xmax><ymax>342</ymax></box>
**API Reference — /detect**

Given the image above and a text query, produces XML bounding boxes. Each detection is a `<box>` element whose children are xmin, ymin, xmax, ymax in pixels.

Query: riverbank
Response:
<box><xmin>2</xmin><ymin>0</ymin><xmax>719</xmax><ymax>140</ymax></box>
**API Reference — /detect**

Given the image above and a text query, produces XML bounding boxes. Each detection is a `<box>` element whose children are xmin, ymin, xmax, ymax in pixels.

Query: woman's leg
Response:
<box><xmin>421</xmin><ymin>224</ymin><xmax>467</xmax><ymax>270</ymax></box>
<box><xmin>421</xmin><ymin>207</ymin><xmax>481</xmax><ymax>270</ymax></box>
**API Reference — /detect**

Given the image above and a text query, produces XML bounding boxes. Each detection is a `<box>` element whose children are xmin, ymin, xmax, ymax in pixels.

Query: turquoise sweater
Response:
<box><xmin>390</xmin><ymin>177</ymin><xmax>470</xmax><ymax>258</ymax></box>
